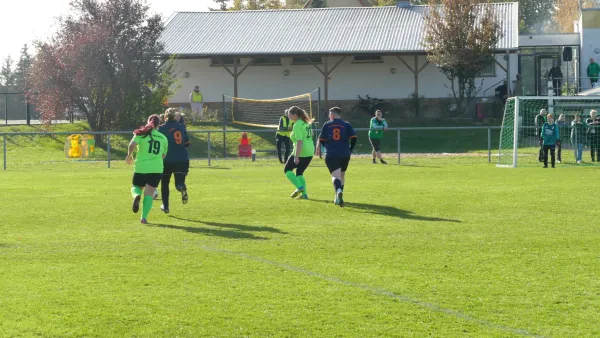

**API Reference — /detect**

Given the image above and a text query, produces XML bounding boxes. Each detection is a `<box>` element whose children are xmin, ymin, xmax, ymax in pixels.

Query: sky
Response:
<box><xmin>0</xmin><ymin>0</ymin><xmax>212</xmax><ymax>66</ymax></box>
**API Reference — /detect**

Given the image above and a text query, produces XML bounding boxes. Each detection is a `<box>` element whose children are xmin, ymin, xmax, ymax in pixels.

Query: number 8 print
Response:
<box><xmin>333</xmin><ymin>128</ymin><xmax>341</xmax><ymax>140</ymax></box>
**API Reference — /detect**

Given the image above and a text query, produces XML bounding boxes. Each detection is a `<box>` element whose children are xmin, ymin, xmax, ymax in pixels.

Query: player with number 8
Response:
<box><xmin>316</xmin><ymin>107</ymin><xmax>357</xmax><ymax>207</ymax></box>
<box><xmin>127</xmin><ymin>114</ymin><xmax>169</xmax><ymax>223</ymax></box>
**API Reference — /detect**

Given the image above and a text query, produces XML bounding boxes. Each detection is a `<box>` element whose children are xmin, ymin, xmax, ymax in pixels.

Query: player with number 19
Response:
<box><xmin>158</xmin><ymin>108</ymin><xmax>191</xmax><ymax>214</ymax></box>
<box><xmin>127</xmin><ymin>115</ymin><xmax>169</xmax><ymax>224</ymax></box>
<box><xmin>284</xmin><ymin>106</ymin><xmax>315</xmax><ymax>199</ymax></box>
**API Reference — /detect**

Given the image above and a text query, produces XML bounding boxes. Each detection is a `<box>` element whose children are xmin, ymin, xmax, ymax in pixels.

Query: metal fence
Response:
<box><xmin>0</xmin><ymin>126</ymin><xmax>502</xmax><ymax>170</ymax></box>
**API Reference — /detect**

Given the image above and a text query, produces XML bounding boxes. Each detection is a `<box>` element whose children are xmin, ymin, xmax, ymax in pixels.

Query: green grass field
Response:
<box><xmin>1</xmin><ymin>156</ymin><xmax>599</xmax><ymax>337</ymax></box>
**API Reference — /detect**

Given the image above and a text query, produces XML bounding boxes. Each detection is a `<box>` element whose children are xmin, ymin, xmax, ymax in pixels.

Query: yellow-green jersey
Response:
<box><xmin>132</xmin><ymin>130</ymin><xmax>168</xmax><ymax>173</ymax></box>
<box><xmin>290</xmin><ymin>120</ymin><xmax>315</xmax><ymax>157</ymax></box>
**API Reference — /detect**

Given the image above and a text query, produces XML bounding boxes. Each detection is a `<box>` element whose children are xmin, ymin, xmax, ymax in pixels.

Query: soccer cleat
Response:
<box><xmin>290</xmin><ymin>186</ymin><xmax>305</xmax><ymax>198</ymax></box>
<box><xmin>140</xmin><ymin>218</ymin><xmax>148</xmax><ymax>224</ymax></box>
<box><xmin>132</xmin><ymin>195</ymin><xmax>141</xmax><ymax>213</ymax></box>
<box><xmin>336</xmin><ymin>189</ymin><xmax>344</xmax><ymax>207</ymax></box>
<box><xmin>372</xmin><ymin>159</ymin><xmax>377</xmax><ymax>164</ymax></box>
<box><xmin>557</xmin><ymin>160</ymin><xmax>561</xmax><ymax>164</ymax></box>
<box><xmin>181</xmin><ymin>188</ymin><xmax>188</xmax><ymax>204</ymax></box>
<box><xmin>160</xmin><ymin>204</ymin><xmax>169</xmax><ymax>214</ymax></box>
<box><xmin>299</xmin><ymin>194</ymin><xmax>309</xmax><ymax>200</ymax></box>
<box><xmin>380</xmin><ymin>159</ymin><xmax>387</xmax><ymax>164</ymax></box>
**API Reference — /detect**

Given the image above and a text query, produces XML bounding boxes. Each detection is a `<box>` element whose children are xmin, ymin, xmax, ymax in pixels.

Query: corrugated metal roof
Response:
<box><xmin>160</xmin><ymin>3</ymin><xmax>518</xmax><ymax>56</ymax></box>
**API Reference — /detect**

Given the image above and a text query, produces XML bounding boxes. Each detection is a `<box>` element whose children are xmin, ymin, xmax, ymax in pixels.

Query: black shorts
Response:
<box><xmin>325</xmin><ymin>155</ymin><xmax>351</xmax><ymax>173</ymax></box>
<box><xmin>284</xmin><ymin>156</ymin><xmax>313</xmax><ymax>175</ymax></box>
<box><xmin>132</xmin><ymin>173</ymin><xmax>162</xmax><ymax>188</ymax></box>
<box><xmin>369</xmin><ymin>138</ymin><xmax>381</xmax><ymax>152</ymax></box>
<box><xmin>163</xmin><ymin>161</ymin><xmax>190</xmax><ymax>177</ymax></box>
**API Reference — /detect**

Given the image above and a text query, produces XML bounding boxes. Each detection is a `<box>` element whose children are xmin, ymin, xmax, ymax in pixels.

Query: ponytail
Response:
<box><xmin>288</xmin><ymin>106</ymin><xmax>314</xmax><ymax>124</ymax></box>
<box><xmin>133</xmin><ymin>114</ymin><xmax>160</xmax><ymax>136</ymax></box>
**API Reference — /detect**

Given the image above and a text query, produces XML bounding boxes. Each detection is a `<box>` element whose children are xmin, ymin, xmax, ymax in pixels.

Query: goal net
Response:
<box><xmin>225</xmin><ymin>89</ymin><xmax>319</xmax><ymax>128</ymax></box>
<box><xmin>498</xmin><ymin>96</ymin><xmax>600</xmax><ymax>167</ymax></box>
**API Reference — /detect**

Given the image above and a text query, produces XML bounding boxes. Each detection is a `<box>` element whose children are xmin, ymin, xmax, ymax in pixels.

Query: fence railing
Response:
<box><xmin>0</xmin><ymin>126</ymin><xmax>502</xmax><ymax>170</ymax></box>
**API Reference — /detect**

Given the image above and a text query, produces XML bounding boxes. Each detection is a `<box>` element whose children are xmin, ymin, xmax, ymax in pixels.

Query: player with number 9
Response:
<box><xmin>127</xmin><ymin>114</ymin><xmax>169</xmax><ymax>224</ymax></box>
<box><xmin>158</xmin><ymin>108</ymin><xmax>191</xmax><ymax>214</ymax></box>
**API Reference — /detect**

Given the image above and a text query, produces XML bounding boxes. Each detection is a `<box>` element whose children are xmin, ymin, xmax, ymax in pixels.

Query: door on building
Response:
<box><xmin>519</xmin><ymin>55</ymin><xmax>536</xmax><ymax>95</ymax></box>
<box><xmin>538</xmin><ymin>55</ymin><xmax>560</xmax><ymax>96</ymax></box>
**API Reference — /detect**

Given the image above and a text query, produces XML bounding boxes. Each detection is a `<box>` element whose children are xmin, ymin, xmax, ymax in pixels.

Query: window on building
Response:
<box><xmin>251</xmin><ymin>56</ymin><xmax>282</xmax><ymax>65</ymax></box>
<box><xmin>477</xmin><ymin>59</ymin><xmax>496</xmax><ymax>77</ymax></box>
<box><xmin>292</xmin><ymin>56</ymin><xmax>323</xmax><ymax>65</ymax></box>
<box><xmin>211</xmin><ymin>56</ymin><xmax>237</xmax><ymax>66</ymax></box>
<box><xmin>353</xmin><ymin>55</ymin><xmax>383</xmax><ymax>63</ymax></box>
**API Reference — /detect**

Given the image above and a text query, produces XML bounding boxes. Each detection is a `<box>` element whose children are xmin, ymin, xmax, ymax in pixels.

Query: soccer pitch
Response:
<box><xmin>1</xmin><ymin>158</ymin><xmax>599</xmax><ymax>337</ymax></box>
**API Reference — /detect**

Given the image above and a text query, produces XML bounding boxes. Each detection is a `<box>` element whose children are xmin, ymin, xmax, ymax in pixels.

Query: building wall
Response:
<box><xmin>580</xmin><ymin>9</ymin><xmax>600</xmax><ymax>90</ymax></box>
<box><xmin>170</xmin><ymin>54</ymin><xmax>518</xmax><ymax>104</ymax></box>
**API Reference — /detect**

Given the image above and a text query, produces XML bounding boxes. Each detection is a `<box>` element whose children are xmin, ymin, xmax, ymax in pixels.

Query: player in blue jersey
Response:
<box><xmin>316</xmin><ymin>107</ymin><xmax>357</xmax><ymax>207</ymax></box>
<box><xmin>158</xmin><ymin>108</ymin><xmax>191</xmax><ymax>213</ymax></box>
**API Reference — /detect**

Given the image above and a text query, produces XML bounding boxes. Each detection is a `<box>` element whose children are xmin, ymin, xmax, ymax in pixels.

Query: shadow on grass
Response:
<box><xmin>147</xmin><ymin>223</ymin><xmax>270</xmax><ymax>240</ymax></box>
<box><xmin>167</xmin><ymin>216</ymin><xmax>287</xmax><ymax>234</ymax></box>
<box><xmin>310</xmin><ymin>199</ymin><xmax>461</xmax><ymax>223</ymax></box>
<box><xmin>190</xmin><ymin>166</ymin><xmax>231</xmax><ymax>170</ymax></box>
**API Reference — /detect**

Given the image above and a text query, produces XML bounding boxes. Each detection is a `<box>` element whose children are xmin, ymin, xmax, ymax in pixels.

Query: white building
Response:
<box><xmin>159</xmin><ymin>2</ymin><xmax>519</xmax><ymax>118</ymax></box>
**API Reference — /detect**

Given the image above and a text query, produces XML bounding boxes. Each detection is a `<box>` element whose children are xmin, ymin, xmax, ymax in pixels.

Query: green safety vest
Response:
<box><xmin>192</xmin><ymin>91</ymin><xmax>203</xmax><ymax>103</ymax></box>
<box><xmin>277</xmin><ymin>115</ymin><xmax>291</xmax><ymax>137</ymax></box>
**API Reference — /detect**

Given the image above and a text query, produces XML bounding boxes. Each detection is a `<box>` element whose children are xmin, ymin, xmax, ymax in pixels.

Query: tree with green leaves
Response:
<box><xmin>27</xmin><ymin>0</ymin><xmax>178</xmax><ymax>134</ymax></box>
<box><xmin>13</xmin><ymin>44</ymin><xmax>32</xmax><ymax>90</ymax></box>
<box><xmin>284</xmin><ymin>0</ymin><xmax>305</xmax><ymax>8</ymax></box>
<box><xmin>371</xmin><ymin>0</ymin><xmax>427</xmax><ymax>5</ymax></box>
<box><xmin>423</xmin><ymin>0</ymin><xmax>503</xmax><ymax>115</ymax></box>
<box><xmin>0</xmin><ymin>56</ymin><xmax>14</xmax><ymax>89</ymax></box>
<box><xmin>213</xmin><ymin>0</ymin><xmax>230</xmax><ymax>10</ymax></box>
<box><xmin>231</xmin><ymin>0</ymin><xmax>245</xmax><ymax>9</ymax></box>
<box><xmin>310</xmin><ymin>0</ymin><xmax>327</xmax><ymax>7</ymax></box>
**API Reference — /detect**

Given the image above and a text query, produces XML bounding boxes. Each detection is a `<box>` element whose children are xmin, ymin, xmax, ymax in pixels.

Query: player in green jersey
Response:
<box><xmin>126</xmin><ymin>114</ymin><xmax>169</xmax><ymax>224</ymax></box>
<box><xmin>368</xmin><ymin>110</ymin><xmax>388</xmax><ymax>164</ymax></box>
<box><xmin>284</xmin><ymin>106</ymin><xmax>315</xmax><ymax>199</ymax></box>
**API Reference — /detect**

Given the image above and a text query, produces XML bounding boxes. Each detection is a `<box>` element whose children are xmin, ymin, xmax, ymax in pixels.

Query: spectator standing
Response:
<box><xmin>571</xmin><ymin>114</ymin><xmax>587</xmax><ymax>164</ymax></box>
<box><xmin>587</xmin><ymin>58</ymin><xmax>600</xmax><ymax>87</ymax></box>
<box><xmin>189</xmin><ymin>85</ymin><xmax>204</xmax><ymax>122</ymax></box>
<box><xmin>587</xmin><ymin>110</ymin><xmax>600</xmax><ymax>162</ymax></box>
<box><xmin>548</xmin><ymin>63</ymin><xmax>563</xmax><ymax>96</ymax></box>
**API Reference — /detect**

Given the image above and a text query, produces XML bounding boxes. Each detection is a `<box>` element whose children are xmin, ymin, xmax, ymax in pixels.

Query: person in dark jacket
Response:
<box><xmin>548</xmin><ymin>63</ymin><xmax>563</xmax><ymax>97</ymax></box>
<box><xmin>571</xmin><ymin>114</ymin><xmax>587</xmax><ymax>164</ymax></box>
<box><xmin>587</xmin><ymin>110</ymin><xmax>600</xmax><ymax>162</ymax></box>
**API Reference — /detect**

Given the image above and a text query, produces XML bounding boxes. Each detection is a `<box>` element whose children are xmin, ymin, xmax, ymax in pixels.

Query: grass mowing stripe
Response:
<box><xmin>200</xmin><ymin>245</ymin><xmax>546</xmax><ymax>338</ymax></box>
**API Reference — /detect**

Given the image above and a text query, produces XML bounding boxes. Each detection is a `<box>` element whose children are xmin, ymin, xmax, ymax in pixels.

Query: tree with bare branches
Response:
<box><xmin>423</xmin><ymin>0</ymin><xmax>503</xmax><ymax>115</ymax></box>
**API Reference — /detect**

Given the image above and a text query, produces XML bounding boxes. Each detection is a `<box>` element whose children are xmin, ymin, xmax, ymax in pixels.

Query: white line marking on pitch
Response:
<box><xmin>201</xmin><ymin>245</ymin><xmax>546</xmax><ymax>338</ymax></box>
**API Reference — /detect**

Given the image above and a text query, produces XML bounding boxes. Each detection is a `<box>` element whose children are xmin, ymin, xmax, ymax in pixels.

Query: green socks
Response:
<box><xmin>131</xmin><ymin>186</ymin><xmax>142</xmax><ymax>198</ymax></box>
<box><xmin>142</xmin><ymin>195</ymin><xmax>153</xmax><ymax>219</ymax></box>
<box><xmin>297</xmin><ymin>175</ymin><xmax>307</xmax><ymax>195</ymax></box>
<box><xmin>285</xmin><ymin>171</ymin><xmax>300</xmax><ymax>188</ymax></box>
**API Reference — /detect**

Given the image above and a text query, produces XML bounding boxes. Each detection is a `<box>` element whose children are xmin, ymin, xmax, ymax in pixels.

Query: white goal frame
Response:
<box><xmin>497</xmin><ymin>96</ymin><xmax>600</xmax><ymax>168</ymax></box>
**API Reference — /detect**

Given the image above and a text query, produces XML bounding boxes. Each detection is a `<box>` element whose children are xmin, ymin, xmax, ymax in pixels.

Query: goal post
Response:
<box><xmin>498</xmin><ymin>96</ymin><xmax>600</xmax><ymax>168</ymax></box>
<box><xmin>225</xmin><ymin>89</ymin><xmax>319</xmax><ymax>128</ymax></box>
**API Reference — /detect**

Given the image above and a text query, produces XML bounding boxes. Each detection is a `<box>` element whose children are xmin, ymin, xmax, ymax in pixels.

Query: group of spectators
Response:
<box><xmin>496</xmin><ymin>58</ymin><xmax>599</xmax><ymax>102</ymax></box>
<box><xmin>534</xmin><ymin>108</ymin><xmax>600</xmax><ymax>166</ymax></box>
